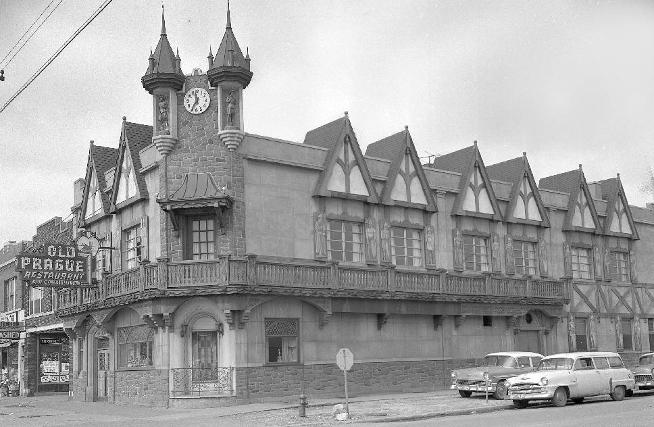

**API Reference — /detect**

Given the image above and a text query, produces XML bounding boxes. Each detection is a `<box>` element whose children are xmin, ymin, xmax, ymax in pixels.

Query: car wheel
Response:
<box><xmin>551</xmin><ymin>387</ymin><xmax>567</xmax><ymax>407</ymax></box>
<box><xmin>513</xmin><ymin>400</ymin><xmax>529</xmax><ymax>409</ymax></box>
<box><xmin>625</xmin><ymin>389</ymin><xmax>633</xmax><ymax>397</ymax></box>
<box><xmin>458</xmin><ymin>390</ymin><xmax>472</xmax><ymax>398</ymax></box>
<box><xmin>610</xmin><ymin>385</ymin><xmax>626</xmax><ymax>401</ymax></box>
<box><xmin>572</xmin><ymin>397</ymin><xmax>584</xmax><ymax>404</ymax></box>
<box><xmin>493</xmin><ymin>380</ymin><xmax>507</xmax><ymax>400</ymax></box>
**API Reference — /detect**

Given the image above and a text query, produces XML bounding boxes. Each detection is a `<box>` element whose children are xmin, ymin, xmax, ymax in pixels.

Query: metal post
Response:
<box><xmin>484</xmin><ymin>371</ymin><xmax>489</xmax><ymax>404</ymax></box>
<box><xmin>344</xmin><ymin>366</ymin><xmax>349</xmax><ymax>417</ymax></box>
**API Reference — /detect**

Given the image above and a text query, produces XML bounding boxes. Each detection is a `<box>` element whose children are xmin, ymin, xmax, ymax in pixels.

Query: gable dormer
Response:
<box><xmin>365</xmin><ymin>127</ymin><xmax>436</xmax><ymax>211</ymax></box>
<box><xmin>539</xmin><ymin>166</ymin><xmax>601</xmax><ymax>232</ymax></box>
<box><xmin>305</xmin><ymin>114</ymin><xmax>378</xmax><ymax>202</ymax></box>
<box><xmin>487</xmin><ymin>154</ymin><xmax>550</xmax><ymax>227</ymax></box>
<box><xmin>599</xmin><ymin>176</ymin><xmax>638</xmax><ymax>239</ymax></box>
<box><xmin>80</xmin><ymin>141</ymin><xmax>118</xmax><ymax>225</ymax></box>
<box><xmin>110</xmin><ymin>118</ymin><xmax>153</xmax><ymax>211</ymax></box>
<box><xmin>431</xmin><ymin>142</ymin><xmax>501</xmax><ymax>220</ymax></box>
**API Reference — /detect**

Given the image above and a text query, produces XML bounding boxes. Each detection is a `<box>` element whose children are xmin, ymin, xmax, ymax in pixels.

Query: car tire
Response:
<box><xmin>551</xmin><ymin>387</ymin><xmax>567</xmax><ymax>407</ymax></box>
<box><xmin>625</xmin><ymin>389</ymin><xmax>634</xmax><ymax>397</ymax></box>
<box><xmin>493</xmin><ymin>381</ymin><xmax>507</xmax><ymax>400</ymax></box>
<box><xmin>610</xmin><ymin>385</ymin><xmax>626</xmax><ymax>401</ymax></box>
<box><xmin>513</xmin><ymin>400</ymin><xmax>529</xmax><ymax>409</ymax></box>
<box><xmin>572</xmin><ymin>397</ymin><xmax>584</xmax><ymax>404</ymax></box>
<box><xmin>458</xmin><ymin>390</ymin><xmax>472</xmax><ymax>398</ymax></box>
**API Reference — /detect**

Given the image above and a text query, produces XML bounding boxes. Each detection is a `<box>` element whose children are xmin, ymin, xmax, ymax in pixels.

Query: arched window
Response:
<box><xmin>191</xmin><ymin>317</ymin><xmax>221</xmax><ymax>370</ymax></box>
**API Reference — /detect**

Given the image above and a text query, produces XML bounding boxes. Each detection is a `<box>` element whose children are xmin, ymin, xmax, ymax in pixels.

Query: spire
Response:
<box><xmin>142</xmin><ymin>5</ymin><xmax>184</xmax><ymax>93</ymax></box>
<box><xmin>226</xmin><ymin>0</ymin><xmax>232</xmax><ymax>29</ymax></box>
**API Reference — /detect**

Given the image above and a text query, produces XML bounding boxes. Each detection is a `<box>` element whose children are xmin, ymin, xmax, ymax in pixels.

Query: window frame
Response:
<box><xmin>184</xmin><ymin>216</ymin><xmax>217</xmax><ymax>261</ymax></box>
<box><xmin>513</xmin><ymin>240</ymin><xmax>538</xmax><ymax>276</ymax></box>
<box><xmin>327</xmin><ymin>219</ymin><xmax>364</xmax><ymax>263</ymax></box>
<box><xmin>610</xmin><ymin>251</ymin><xmax>630</xmax><ymax>282</ymax></box>
<box><xmin>571</xmin><ymin>246</ymin><xmax>592</xmax><ymax>280</ymax></box>
<box><xmin>575</xmin><ymin>317</ymin><xmax>588</xmax><ymax>351</ymax></box>
<box><xmin>117</xmin><ymin>325</ymin><xmax>155</xmax><ymax>370</ymax></box>
<box><xmin>264</xmin><ymin>318</ymin><xmax>300</xmax><ymax>365</ymax></box>
<box><xmin>463</xmin><ymin>235</ymin><xmax>489</xmax><ymax>272</ymax></box>
<box><xmin>121</xmin><ymin>225</ymin><xmax>142</xmax><ymax>270</ymax></box>
<box><xmin>390</xmin><ymin>226</ymin><xmax>423</xmax><ymax>267</ymax></box>
<box><xmin>4</xmin><ymin>277</ymin><xmax>17</xmax><ymax>311</ymax></box>
<box><xmin>29</xmin><ymin>286</ymin><xmax>43</xmax><ymax>316</ymax></box>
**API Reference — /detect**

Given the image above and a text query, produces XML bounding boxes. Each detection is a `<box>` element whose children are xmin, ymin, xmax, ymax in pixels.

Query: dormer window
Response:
<box><xmin>609</xmin><ymin>196</ymin><xmax>632</xmax><ymax>234</ymax></box>
<box><xmin>571</xmin><ymin>188</ymin><xmax>594</xmax><ymax>229</ymax></box>
<box><xmin>514</xmin><ymin>174</ymin><xmax>542</xmax><ymax>221</ymax></box>
<box><xmin>85</xmin><ymin>170</ymin><xmax>102</xmax><ymax>219</ymax></box>
<box><xmin>462</xmin><ymin>165</ymin><xmax>494</xmax><ymax>214</ymax></box>
<box><xmin>116</xmin><ymin>151</ymin><xmax>137</xmax><ymax>204</ymax></box>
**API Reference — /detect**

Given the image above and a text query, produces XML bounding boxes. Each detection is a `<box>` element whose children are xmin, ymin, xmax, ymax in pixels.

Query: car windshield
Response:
<box><xmin>483</xmin><ymin>355</ymin><xmax>517</xmax><ymax>368</ymax></box>
<box><xmin>639</xmin><ymin>355</ymin><xmax>654</xmax><ymax>365</ymax></box>
<box><xmin>538</xmin><ymin>357</ymin><xmax>574</xmax><ymax>371</ymax></box>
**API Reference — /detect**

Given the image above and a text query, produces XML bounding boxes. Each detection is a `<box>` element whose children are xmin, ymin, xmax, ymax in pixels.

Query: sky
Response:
<box><xmin>1</xmin><ymin>0</ymin><xmax>654</xmax><ymax>245</ymax></box>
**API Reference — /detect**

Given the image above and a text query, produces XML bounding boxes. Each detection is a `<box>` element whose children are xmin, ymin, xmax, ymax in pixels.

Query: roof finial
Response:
<box><xmin>523</xmin><ymin>151</ymin><xmax>526</xmax><ymax>157</ymax></box>
<box><xmin>617</xmin><ymin>172</ymin><xmax>621</xmax><ymax>179</ymax></box>
<box><xmin>122</xmin><ymin>116</ymin><xmax>127</xmax><ymax>121</ymax></box>
<box><xmin>344</xmin><ymin>111</ymin><xmax>348</xmax><ymax>117</ymax></box>
<box><xmin>90</xmin><ymin>140</ymin><xmax>94</xmax><ymax>146</ymax></box>
<box><xmin>404</xmin><ymin>125</ymin><xmax>409</xmax><ymax>130</ymax></box>
<box><xmin>578</xmin><ymin>163</ymin><xmax>583</xmax><ymax>170</ymax></box>
<box><xmin>473</xmin><ymin>140</ymin><xmax>478</xmax><ymax>147</ymax></box>
<box><xmin>226</xmin><ymin>0</ymin><xmax>232</xmax><ymax>29</ymax></box>
<box><xmin>161</xmin><ymin>4</ymin><xmax>167</xmax><ymax>35</ymax></box>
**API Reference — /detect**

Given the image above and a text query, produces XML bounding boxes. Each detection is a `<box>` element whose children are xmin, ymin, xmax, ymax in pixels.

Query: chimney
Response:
<box><xmin>74</xmin><ymin>178</ymin><xmax>85</xmax><ymax>207</ymax></box>
<box><xmin>587</xmin><ymin>182</ymin><xmax>602</xmax><ymax>200</ymax></box>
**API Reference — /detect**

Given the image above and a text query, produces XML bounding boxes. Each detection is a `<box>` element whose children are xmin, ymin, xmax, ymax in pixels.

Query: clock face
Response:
<box><xmin>183</xmin><ymin>87</ymin><xmax>210</xmax><ymax>114</ymax></box>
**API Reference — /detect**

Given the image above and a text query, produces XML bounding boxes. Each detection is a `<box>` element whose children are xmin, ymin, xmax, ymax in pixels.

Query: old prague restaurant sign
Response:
<box><xmin>16</xmin><ymin>244</ymin><xmax>93</xmax><ymax>288</ymax></box>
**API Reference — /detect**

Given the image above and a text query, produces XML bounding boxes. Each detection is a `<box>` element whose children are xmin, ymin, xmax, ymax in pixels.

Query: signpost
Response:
<box><xmin>336</xmin><ymin>348</ymin><xmax>354</xmax><ymax>418</ymax></box>
<box><xmin>16</xmin><ymin>243</ymin><xmax>94</xmax><ymax>288</ymax></box>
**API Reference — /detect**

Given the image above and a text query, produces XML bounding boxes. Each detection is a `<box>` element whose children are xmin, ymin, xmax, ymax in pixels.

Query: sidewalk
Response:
<box><xmin>0</xmin><ymin>390</ymin><xmax>512</xmax><ymax>426</ymax></box>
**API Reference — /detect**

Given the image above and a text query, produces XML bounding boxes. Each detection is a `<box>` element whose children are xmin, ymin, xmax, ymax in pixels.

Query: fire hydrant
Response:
<box><xmin>299</xmin><ymin>394</ymin><xmax>309</xmax><ymax>417</ymax></box>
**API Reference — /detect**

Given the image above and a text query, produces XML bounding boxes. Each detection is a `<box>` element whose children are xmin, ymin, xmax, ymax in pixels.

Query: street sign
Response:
<box><xmin>336</xmin><ymin>348</ymin><xmax>354</xmax><ymax>371</ymax></box>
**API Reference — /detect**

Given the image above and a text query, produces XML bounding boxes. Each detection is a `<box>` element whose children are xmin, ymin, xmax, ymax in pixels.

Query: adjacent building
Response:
<box><xmin>5</xmin><ymin>4</ymin><xmax>651</xmax><ymax>407</ymax></box>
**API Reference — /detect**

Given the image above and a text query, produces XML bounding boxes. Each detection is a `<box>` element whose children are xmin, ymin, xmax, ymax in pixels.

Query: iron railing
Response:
<box><xmin>170</xmin><ymin>367</ymin><xmax>234</xmax><ymax>397</ymax></box>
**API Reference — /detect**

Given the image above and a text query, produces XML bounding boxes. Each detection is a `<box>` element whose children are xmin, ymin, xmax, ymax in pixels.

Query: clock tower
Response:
<box><xmin>207</xmin><ymin>2</ymin><xmax>253</xmax><ymax>151</ymax></box>
<box><xmin>141</xmin><ymin>6</ymin><xmax>185</xmax><ymax>157</ymax></box>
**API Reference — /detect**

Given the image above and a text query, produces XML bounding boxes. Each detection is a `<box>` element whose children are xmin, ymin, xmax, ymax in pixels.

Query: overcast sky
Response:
<box><xmin>1</xmin><ymin>0</ymin><xmax>653</xmax><ymax>245</ymax></box>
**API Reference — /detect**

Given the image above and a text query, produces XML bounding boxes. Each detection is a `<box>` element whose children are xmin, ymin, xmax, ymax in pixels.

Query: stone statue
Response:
<box><xmin>538</xmin><ymin>234</ymin><xmax>548</xmax><ymax>276</ymax></box>
<box><xmin>157</xmin><ymin>95</ymin><xmax>169</xmax><ymax>134</ymax></box>
<box><xmin>615</xmin><ymin>316</ymin><xmax>623</xmax><ymax>350</ymax></box>
<box><xmin>491</xmin><ymin>232</ymin><xmax>501</xmax><ymax>272</ymax></box>
<box><xmin>603</xmin><ymin>247</ymin><xmax>611</xmax><ymax>280</ymax></box>
<box><xmin>633</xmin><ymin>316</ymin><xmax>642</xmax><ymax>351</ymax></box>
<box><xmin>505</xmin><ymin>235</ymin><xmax>514</xmax><ymax>275</ymax></box>
<box><xmin>588</xmin><ymin>313</ymin><xmax>598</xmax><ymax>350</ymax></box>
<box><xmin>364</xmin><ymin>217</ymin><xmax>378</xmax><ymax>262</ymax></box>
<box><xmin>629</xmin><ymin>250</ymin><xmax>638</xmax><ymax>282</ymax></box>
<box><xmin>593</xmin><ymin>246</ymin><xmax>602</xmax><ymax>280</ymax></box>
<box><xmin>226</xmin><ymin>91</ymin><xmax>237</xmax><ymax>127</ymax></box>
<box><xmin>425</xmin><ymin>225</ymin><xmax>435</xmax><ymax>266</ymax></box>
<box><xmin>453</xmin><ymin>229</ymin><xmax>463</xmax><ymax>270</ymax></box>
<box><xmin>381</xmin><ymin>221</ymin><xmax>391</xmax><ymax>263</ymax></box>
<box><xmin>314</xmin><ymin>213</ymin><xmax>327</xmax><ymax>258</ymax></box>
<box><xmin>563</xmin><ymin>242</ymin><xmax>572</xmax><ymax>277</ymax></box>
<box><xmin>567</xmin><ymin>313</ymin><xmax>576</xmax><ymax>352</ymax></box>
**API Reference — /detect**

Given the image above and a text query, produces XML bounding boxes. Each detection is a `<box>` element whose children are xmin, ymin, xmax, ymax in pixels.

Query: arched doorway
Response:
<box><xmin>515</xmin><ymin>310</ymin><xmax>553</xmax><ymax>355</ymax></box>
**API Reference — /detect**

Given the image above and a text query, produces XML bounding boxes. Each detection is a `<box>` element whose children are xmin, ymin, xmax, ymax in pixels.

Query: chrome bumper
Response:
<box><xmin>451</xmin><ymin>383</ymin><xmax>497</xmax><ymax>393</ymax></box>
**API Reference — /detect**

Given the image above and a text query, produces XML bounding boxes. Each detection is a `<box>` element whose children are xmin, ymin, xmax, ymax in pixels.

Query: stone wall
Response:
<box><xmin>71</xmin><ymin>371</ymin><xmax>88</xmax><ymax>401</ymax></box>
<box><xmin>113</xmin><ymin>369</ymin><xmax>169</xmax><ymax>407</ymax></box>
<box><xmin>22</xmin><ymin>334</ymin><xmax>38</xmax><ymax>396</ymax></box>
<box><xmin>234</xmin><ymin>358</ymin><xmax>477</xmax><ymax>400</ymax></box>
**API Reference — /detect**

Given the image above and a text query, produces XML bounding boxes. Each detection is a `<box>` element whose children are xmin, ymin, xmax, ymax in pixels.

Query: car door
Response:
<box><xmin>572</xmin><ymin>357</ymin><xmax>604</xmax><ymax>397</ymax></box>
<box><xmin>592</xmin><ymin>357</ymin><xmax>611</xmax><ymax>394</ymax></box>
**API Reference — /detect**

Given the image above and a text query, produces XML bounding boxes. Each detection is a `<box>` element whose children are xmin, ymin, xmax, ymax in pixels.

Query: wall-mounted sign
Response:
<box><xmin>0</xmin><ymin>321</ymin><xmax>24</xmax><ymax>341</ymax></box>
<box><xmin>16</xmin><ymin>243</ymin><xmax>94</xmax><ymax>288</ymax></box>
<box><xmin>0</xmin><ymin>331</ymin><xmax>20</xmax><ymax>340</ymax></box>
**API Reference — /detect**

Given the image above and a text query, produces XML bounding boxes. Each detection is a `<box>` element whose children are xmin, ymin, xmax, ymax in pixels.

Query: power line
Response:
<box><xmin>0</xmin><ymin>0</ymin><xmax>59</xmax><ymax>66</ymax></box>
<box><xmin>0</xmin><ymin>0</ymin><xmax>115</xmax><ymax>115</ymax></box>
<box><xmin>2</xmin><ymin>0</ymin><xmax>65</xmax><ymax>70</ymax></box>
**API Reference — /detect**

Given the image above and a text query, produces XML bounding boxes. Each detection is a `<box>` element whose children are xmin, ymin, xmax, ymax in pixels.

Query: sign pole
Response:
<box><xmin>343</xmin><ymin>351</ymin><xmax>349</xmax><ymax>416</ymax></box>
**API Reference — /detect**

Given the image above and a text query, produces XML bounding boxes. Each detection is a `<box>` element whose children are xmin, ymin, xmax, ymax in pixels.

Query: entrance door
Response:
<box><xmin>96</xmin><ymin>338</ymin><xmax>110</xmax><ymax>401</ymax></box>
<box><xmin>517</xmin><ymin>330</ymin><xmax>540</xmax><ymax>353</ymax></box>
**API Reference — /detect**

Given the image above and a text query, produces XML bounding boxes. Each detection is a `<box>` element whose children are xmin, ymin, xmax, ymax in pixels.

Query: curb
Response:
<box><xmin>359</xmin><ymin>403</ymin><xmax>511</xmax><ymax>423</ymax></box>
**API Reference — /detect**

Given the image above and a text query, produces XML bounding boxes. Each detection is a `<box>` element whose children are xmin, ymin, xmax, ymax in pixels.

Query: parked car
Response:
<box><xmin>506</xmin><ymin>352</ymin><xmax>635</xmax><ymax>408</ymax></box>
<box><xmin>450</xmin><ymin>351</ymin><xmax>543</xmax><ymax>400</ymax></box>
<box><xmin>631</xmin><ymin>352</ymin><xmax>654</xmax><ymax>394</ymax></box>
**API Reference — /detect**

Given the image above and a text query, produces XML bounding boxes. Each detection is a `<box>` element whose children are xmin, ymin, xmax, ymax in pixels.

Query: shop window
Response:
<box><xmin>328</xmin><ymin>220</ymin><xmax>363</xmax><ymax>263</ymax></box>
<box><xmin>463</xmin><ymin>235</ymin><xmax>489</xmax><ymax>272</ymax></box>
<box><xmin>38</xmin><ymin>335</ymin><xmax>70</xmax><ymax>393</ymax></box>
<box><xmin>121</xmin><ymin>226</ymin><xmax>143</xmax><ymax>270</ymax></box>
<box><xmin>622</xmin><ymin>318</ymin><xmax>633</xmax><ymax>350</ymax></box>
<box><xmin>610</xmin><ymin>251</ymin><xmax>630</xmax><ymax>282</ymax></box>
<box><xmin>117</xmin><ymin>325</ymin><xmax>154</xmax><ymax>368</ymax></box>
<box><xmin>482</xmin><ymin>316</ymin><xmax>492</xmax><ymax>327</ymax></box>
<box><xmin>3</xmin><ymin>277</ymin><xmax>17</xmax><ymax>311</ymax></box>
<box><xmin>391</xmin><ymin>227</ymin><xmax>422</xmax><ymax>267</ymax></box>
<box><xmin>571</xmin><ymin>247</ymin><xmax>592</xmax><ymax>279</ymax></box>
<box><xmin>513</xmin><ymin>241</ymin><xmax>537</xmax><ymax>276</ymax></box>
<box><xmin>575</xmin><ymin>317</ymin><xmax>588</xmax><ymax>351</ymax></box>
<box><xmin>29</xmin><ymin>286</ymin><xmax>43</xmax><ymax>315</ymax></box>
<box><xmin>185</xmin><ymin>217</ymin><xmax>216</xmax><ymax>260</ymax></box>
<box><xmin>265</xmin><ymin>319</ymin><xmax>299</xmax><ymax>364</ymax></box>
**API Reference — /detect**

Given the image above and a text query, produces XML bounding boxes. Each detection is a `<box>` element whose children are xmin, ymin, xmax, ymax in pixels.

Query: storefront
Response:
<box><xmin>35</xmin><ymin>332</ymin><xmax>70</xmax><ymax>393</ymax></box>
<box><xmin>0</xmin><ymin>320</ymin><xmax>23</xmax><ymax>388</ymax></box>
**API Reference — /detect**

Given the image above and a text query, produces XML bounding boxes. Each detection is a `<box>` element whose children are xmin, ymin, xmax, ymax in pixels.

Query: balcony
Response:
<box><xmin>55</xmin><ymin>256</ymin><xmax>568</xmax><ymax>316</ymax></box>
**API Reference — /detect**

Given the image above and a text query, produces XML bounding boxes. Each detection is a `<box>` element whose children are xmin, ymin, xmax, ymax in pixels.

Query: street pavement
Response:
<box><xmin>0</xmin><ymin>389</ymin><xmax>652</xmax><ymax>426</ymax></box>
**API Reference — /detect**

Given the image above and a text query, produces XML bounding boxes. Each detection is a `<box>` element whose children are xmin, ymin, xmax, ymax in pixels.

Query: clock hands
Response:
<box><xmin>191</xmin><ymin>91</ymin><xmax>199</xmax><ymax>112</ymax></box>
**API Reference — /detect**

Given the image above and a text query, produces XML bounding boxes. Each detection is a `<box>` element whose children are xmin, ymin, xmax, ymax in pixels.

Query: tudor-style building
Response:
<box><xmin>49</xmin><ymin>4</ymin><xmax>654</xmax><ymax>407</ymax></box>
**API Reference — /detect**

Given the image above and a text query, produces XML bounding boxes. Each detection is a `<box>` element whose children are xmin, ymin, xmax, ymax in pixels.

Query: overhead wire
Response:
<box><xmin>0</xmin><ymin>0</ymin><xmax>60</xmax><ymax>67</ymax></box>
<box><xmin>2</xmin><ymin>0</ymin><xmax>66</xmax><ymax>70</ymax></box>
<box><xmin>0</xmin><ymin>0</ymin><xmax>115</xmax><ymax>115</ymax></box>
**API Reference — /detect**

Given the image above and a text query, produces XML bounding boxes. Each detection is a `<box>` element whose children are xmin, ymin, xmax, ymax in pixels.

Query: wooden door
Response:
<box><xmin>96</xmin><ymin>346</ymin><xmax>110</xmax><ymax>401</ymax></box>
<box><xmin>517</xmin><ymin>330</ymin><xmax>540</xmax><ymax>353</ymax></box>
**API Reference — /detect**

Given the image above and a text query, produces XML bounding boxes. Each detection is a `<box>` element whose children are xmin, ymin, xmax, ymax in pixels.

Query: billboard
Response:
<box><xmin>16</xmin><ymin>243</ymin><xmax>94</xmax><ymax>288</ymax></box>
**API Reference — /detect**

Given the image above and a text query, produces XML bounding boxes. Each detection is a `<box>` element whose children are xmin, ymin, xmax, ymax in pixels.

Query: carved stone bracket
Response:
<box><xmin>224</xmin><ymin>309</ymin><xmax>235</xmax><ymax>330</ymax></box>
<box><xmin>433</xmin><ymin>315</ymin><xmax>442</xmax><ymax>331</ymax></box>
<box><xmin>63</xmin><ymin>327</ymin><xmax>76</xmax><ymax>340</ymax></box>
<box><xmin>163</xmin><ymin>313</ymin><xmax>174</xmax><ymax>332</ymax></box>
<box><xmin>318</xmin><ymin>312</ymin><xmax>331</xmax><ymax>329</ymax></box>
<box><xmin>377</xmin><ymin>313</ymin><xmax>389</xmax><ymax>330</ymax></box>
<box><xmin>454</xmin><ymin>315</ymin><xmax>466</xmax><ymax>328</ymax></box>
<box><xmin>238</xmin><ymin>310</ymin><xmax>249</xmax><ymax>329</ymax></box>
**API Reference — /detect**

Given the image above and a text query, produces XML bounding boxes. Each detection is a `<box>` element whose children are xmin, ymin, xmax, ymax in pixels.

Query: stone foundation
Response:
<box><xmin>113</xmin><ymin>369</ymin><xmax>169</xmax><ymax>407</ymax></box>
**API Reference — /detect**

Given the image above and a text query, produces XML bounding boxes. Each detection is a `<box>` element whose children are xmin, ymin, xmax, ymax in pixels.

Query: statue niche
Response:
<box><xmin>157</xmin><ymin>95</ymin><xmax>170</xmax><ymax>135</ymax></box>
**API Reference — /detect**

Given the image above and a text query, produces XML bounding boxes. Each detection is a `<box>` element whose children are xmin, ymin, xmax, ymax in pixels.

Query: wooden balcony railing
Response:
<box><xmin>55</xmin><ymin>256</ymin><xmax>568</xmax><ymax>313</ymax></box>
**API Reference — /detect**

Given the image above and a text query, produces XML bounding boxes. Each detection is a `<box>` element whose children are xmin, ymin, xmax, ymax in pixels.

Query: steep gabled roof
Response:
<box><xmin>141</xmin><ymin>7</ymin><xmax>184</xmax><ymax>93</ymax></box>
<box><xmin>432</xmin><ymin>143</ymin><xmax>502</xmax><ymax>220</ymax></box>
<box><xmin>80</xmin><ymin>142</ymin><xmax>118</xmax><ymax>222</ymax></box>
<box><xmin>365</xmin><ymin>128</ymin><xmax>436</xmax><ymax>211</ymax></box>
<box><xmin>539</xmin><ymin>166</ymin><xmax>601</xmax><ymax>232</ymax></box>
<box><xmin>598</xmin><ymin>176</ymin><xmax>639</xmax><ymax>239</ymax></box>
<box><xmin>487</xmin><ymin>154</ymin><xmax>550</xmax><ymax>227</ymax></box>
<box><xmin>306</xmin><ymin>114</ymin><xmax>379</xmax><ymax>202</ymax></box>
<box><xmin>109</xmin><ymin>119</ymin><xmax>153</xmax><ymax>210</ymax></box>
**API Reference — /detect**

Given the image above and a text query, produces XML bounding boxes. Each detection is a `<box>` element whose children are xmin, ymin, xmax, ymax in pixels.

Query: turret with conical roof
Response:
<box><xmin>142</xmin><ymin>6</ymin><xmax>183</xmax><ymax>156</ymax></box>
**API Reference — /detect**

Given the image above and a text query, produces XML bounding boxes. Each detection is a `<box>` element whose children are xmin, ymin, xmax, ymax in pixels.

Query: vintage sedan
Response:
<box><xmin>506</xmin><ymin>352</ymin><xmax>635</xmax><ymax>408</ymax></box>
<box><xmin>631</xmin><ymin>352</ymin><xmax>654</xmax><ymax>393</ymax></box>
<box><xmin>450</xmin><ymin>351</ymin><xmax>543</xmax><ymax>400</ymax></box>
